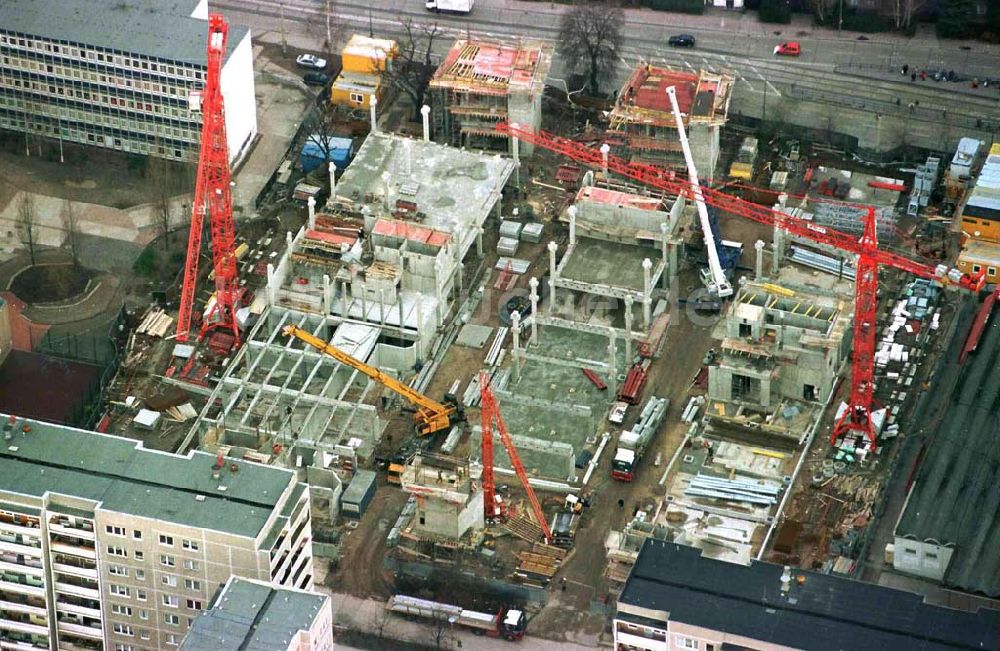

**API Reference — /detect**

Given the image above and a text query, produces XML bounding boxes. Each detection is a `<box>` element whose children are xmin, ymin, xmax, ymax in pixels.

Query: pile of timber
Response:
<box><xmin>503</xmin><ymin>515</ymin><xmax>543</xmax><ymax>543</ymax></box>
<box><xmin>136</xmin><ymin>308</ymin><xmax>174</xmax><ymax>338</ymax></box>
<box><xmin>513</xmin><ymin>543</ymin><xmax>570</xmax><ymax>587</ymax></box>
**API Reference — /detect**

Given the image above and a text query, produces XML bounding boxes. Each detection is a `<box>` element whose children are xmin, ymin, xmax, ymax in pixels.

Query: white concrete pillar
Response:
<box><xmin>266</xmin><ymin>263</ymin><xmax>276</xmax><ymax>306</ymax></box>
<box><xmin>660</xmin><ymin>222</ymin><xmax>670</xmax><ymax>289</ymax></box>
<box><xmin>772</xmin><ymin>222</ymin><xmax>784</xmax><ymax>274</ymax></box>
<box><xmin>340</xmin><ymin>280</ymin><xmax>348</xmax><ymax>317</ymax></box>
<box><xmin>476</xmin><ymin>226</ymin><xmax>484</xmax><ymax>256</ymax></box>
<box><xmin>307</xmin><ymin>196</ymin><xmax>316</xmax><ymax>230</ymax></box>
<box><xmin>567</xmin><ymin>205</ymin><xmax>577</xmax><ymax>246</ymax></box>
<box><xmin>378</xmin><ymin>288</ymin><xmax>386</xmax><ymax>326</ymax></box>
<box><xmin>420</xmin><ymin>105</ymin><xmax>431</xmax><ymax>142</ymax></box>
<box><xmin>643</xmin><ymin>256</ymin><xmax>654</xmax><ymax>326</ymax></box>
<box><xmin>600</xmin><ymin>143</ymin><xmax>610</xmax><ymax>176</ymax></box>
<box><xmin>529</xmin><ymin>277</ymin><xmax>540</xmax><ymax>344</ymax></box>
<box><xmin>624</xmin><ymin>295</ymin><xmax>634</xmax><ymax>362</ymax></box>
<box><xmin>398</xmin><ymin>292</ymin><xmax>406</xmax><ymax>330</ymax></box>
<box><xmin>328</xmin><ymin>161</ymin><xmax>336</xmax><ymax>198</ymax></box>
<box><xmin>360</xmin><ymin>289</ymin><xmax>367</xmax><ymax>323</ymax></box>
<box><xmin>547</xmin><ymin>241</ymin><xmax>558</xmax><ymax>314</ymax></box>
<box><xmin>369</xmin><ymin>96</ymin><xmax>378</xmax><ymax>133</ymax></box>
<box><xmin>755</xmin><ymin>239</ymin><xmax>765</xmax><ymax>280</ymax></box>
<box><xmin>286</xmin><ymin>230</ymin><xmax>293</xmax><ymax>249</ymax></box>
<box><xmin>511</xmin><ymin>310</ymin><xmax>522</xmax><ymax>380</ymax></box>
<box><xmin>322</xmin><ymin>274</ymin><xmax>332</xmax><ymax>313</ymax></box>
<box><xmin>511</xmin><ymin>123</ymin><xmax>520</xmax><ymax>187</ymax></box>
<box><xmin>607</xmin><ymin>334</ymin><xmax>618</xmax><ymax>396</ymax></box>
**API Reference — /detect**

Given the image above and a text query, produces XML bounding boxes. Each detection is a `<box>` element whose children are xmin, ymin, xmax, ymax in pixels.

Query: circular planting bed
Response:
<box><xmin>10</xmin><ymin>263</ymin><xmax>93</xmax><ymax>304</ymax></box>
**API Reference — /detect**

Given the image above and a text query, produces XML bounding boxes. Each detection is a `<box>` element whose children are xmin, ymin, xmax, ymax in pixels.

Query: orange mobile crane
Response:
<box><xmin>282</xmin><ymin>325</ymin><xmax>463</xmax><ymax>436</ymax></box>
<box><xmin>479</xmin><ymin>372</ymin><xmax>552</xmax><ymax>544</ymax></box>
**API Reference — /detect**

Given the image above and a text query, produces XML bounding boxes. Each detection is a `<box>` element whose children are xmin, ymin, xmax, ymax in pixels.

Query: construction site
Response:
<box><xmin>3</xmin><ymin>10</ymin><xmax>1000</xmax><ymax>648</ymax></box>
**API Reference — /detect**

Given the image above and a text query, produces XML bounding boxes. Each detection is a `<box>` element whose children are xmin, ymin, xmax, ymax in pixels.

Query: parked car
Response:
<box><xmin>668</xmin><ymin>34</ymin><xmax>696</xmax><ymax>48</ymax></box>
<box><xmin>303</xmin><ymin>72</ymin><xmax>331</xmax><ymax>86</ymax></box>
<box><xmin>296</xmin><ymin>53</ymin><xmax>327</xmax><ymax>69</ymax></box>
<box><xmin>773</xmin><ymin>41</ymin><xmax>801</xmax><ymax>57</ymax></box>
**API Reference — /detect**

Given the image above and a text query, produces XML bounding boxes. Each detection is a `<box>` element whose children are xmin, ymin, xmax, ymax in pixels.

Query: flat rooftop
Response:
<box><xmin>181</xmin><ymin>577</ymin><xmax>328</xmax><ymax>650</ymax></box>
<box><xmin>0</xmin><ymin>0</ymin><xmax>248</xmax><ymax>66</ymax></box>
<box><xmin>896</xmin><ymin>305</ymin><xmax>1000</xmax><ymax>597</ymax></box>
<box><xmin>430</xmin><ymin>38</ymin><xmax>551</xmax><ymax>95</ymax></box>
<box><xmin>965</xmin><ymin>143</ymin><xmax>1000</xmax><ymax>220</ymax></box>
<box><xmin>620</xmin><ymin>540</ymin><xmax>1000</xmax><ymax>651</ymax></box>
<box><xmin>0</xmin><ymin>414</ymin><xmax>295</xmax><ymax>538</ymax></box>
<box><xmin>558</xmin><ymin>237</ymin><xmax>661</xmax><ymax>293</ymax></box>
<box><xmin>332</xmin><ymin>132</ymin><xmax>514</xmax><ymax>257</ymax></box>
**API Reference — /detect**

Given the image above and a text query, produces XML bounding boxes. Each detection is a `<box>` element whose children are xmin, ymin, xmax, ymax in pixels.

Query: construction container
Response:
<box><xmin>497</xmin><ymin>237</ymin><xmax>519</xmax><ymax>256</ymax></box>
<box><xmin>521</xmin><ymin>222</ymin><xmax>544</xmax><ymax>243</ymax></box>
<box><xmin>341</xmin><ymin>469</ymin><xmax>376</xmax><ymax>518</ymax></box>
<box><xmin>499</xmin><ymin>220</ymin><xmax>523</xmax><ymax>239</ymax></box>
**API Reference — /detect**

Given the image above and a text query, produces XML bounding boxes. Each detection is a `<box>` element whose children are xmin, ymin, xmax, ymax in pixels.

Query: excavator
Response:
<box><xmin>282</xmin><ymin>325</ymin><xmax>463</xmax><ymax>436</ymax></box>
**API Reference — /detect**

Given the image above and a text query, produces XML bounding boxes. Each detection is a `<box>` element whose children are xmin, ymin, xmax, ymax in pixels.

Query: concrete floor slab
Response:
<box><xmin>558</xmin><ymin>238</ymin><xmax>660</xmax><ymax>292</ymax></box>
<box><xmin>531</xmin><ymin>324</ymin><xmax>628</xmax><ymax>375</ymax></box>
<box><xmin>456</xmin><ymin>324</ymin><xmax>493</xmax><ymax>349</ymax></box>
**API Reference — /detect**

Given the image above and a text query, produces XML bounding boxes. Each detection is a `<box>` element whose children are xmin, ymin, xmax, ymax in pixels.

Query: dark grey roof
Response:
<box><xmin>619</xmin><ymin>540</ymin><xmax>1000</xmax><ymax>651</ymax></box>
<box><xmin>0</xmin><ymin>0</ymin><xmax>248</xmax><ymax>66</ymax></box>
<box><xmin>180</xmin><ymin>577</ymin><xmax>328</xmax><ymax>650</ymax></box>
<box><xmin>897</xmin><ymin>302</ymin><xmax>1000</xmax><ymax>596</ymax></box>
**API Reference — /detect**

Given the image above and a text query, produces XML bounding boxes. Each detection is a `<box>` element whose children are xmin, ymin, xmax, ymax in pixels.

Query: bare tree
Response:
<box><xmin>890</xmin><ymin>0</ymin><xmax>926</xmax><ymax>31</ymax></box>
<box><xmin>61</xmin><ymin>200</ymin><xmax>81</xmax><ymax>269</ymax></box>
<box><xmin>806</xmin><ymin>0</ymin><xmax>838</xmax><ymax>23</ymax></box>
<box><xmin>557</xmin><ymin>3</ymin><xmax>625</xmax><ymax>97</ymax></box>
<box><xmin>17</xmin><ymin>194</ymin><xmax>38</xmax><ymax>266</ymax></box>
<box><xmin>383</xmin><ymin>18</ymin><xmax>444</xmax><ymax>120</ymax></box>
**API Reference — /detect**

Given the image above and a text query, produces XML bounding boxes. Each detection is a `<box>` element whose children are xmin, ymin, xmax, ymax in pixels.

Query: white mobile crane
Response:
<box><xmin>666</xmin><ymin>85</ymin><xmax>733</xmax><ymax>298</ymax></box>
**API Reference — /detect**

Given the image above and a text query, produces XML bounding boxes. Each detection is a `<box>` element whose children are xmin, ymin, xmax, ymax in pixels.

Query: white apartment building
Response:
<box><xmin>0</xmin><ymin>0</ymin><xmax>256</xmax><ymax>164</ymax></box>
<box><xmin>0</xmin><ymin>413</ymin><xmax>312</xmax><ymax>651</ymax></box>
<box><xmin>180</xmin><ymin>577</ymin><xmax>332</xmax><ymax>651</ymax></box>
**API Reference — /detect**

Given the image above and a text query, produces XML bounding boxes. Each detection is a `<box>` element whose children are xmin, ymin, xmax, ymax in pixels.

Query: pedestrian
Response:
<box><xmin>911</xmin><ymin>72</ymin><xmax>917</xmax><ymax>82</ymax></box>
<box><xmin>920</xmin><ymin>70</ymin><xmax>927</xmax><ymax>81</ymax></box>
<box><xmin>908</xmin><ymin>102</ymin><xmax>915</xmax><ymax>112</ymax></box>
<box><xmin>972</xmin><ymin>79</ymin><xmax>979</xmax><ymax>89</ymax></box>
<box><xmin>902</xmin><ymin>64</ymin><xmax>909</xmax><ymax>75</ymax></box>
<box><xmin>896</xmin><ymin>97</ymin><xmax>901</xmax><ymax>106</ymax></box>
<box><xmin>561</xmin><ymin>577</ymin><xmax>567</xmax><ymax>592</ymax></box>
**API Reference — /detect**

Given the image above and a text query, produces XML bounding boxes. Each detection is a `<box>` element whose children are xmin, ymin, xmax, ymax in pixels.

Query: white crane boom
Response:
<box><xmin>666</xmin><ymin>85</ymin><xmax>733</xmax><ymax>298</ymax></box>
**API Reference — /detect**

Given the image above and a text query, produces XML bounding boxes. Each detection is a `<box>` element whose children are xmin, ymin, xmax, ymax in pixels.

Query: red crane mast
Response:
<box><xmin>175</xmin><ymin>14</ymin><xmax>241</xmax><ymax>345</ymax></box>
<box><xmin>479</xmin><ymin>372</ymin><xmax>552</xmax><ymax>543</ymax></box>
<box><xmin>497</xmin><ymin>122</ymin><xmax>984</xmax><ymax>450</ymax></box>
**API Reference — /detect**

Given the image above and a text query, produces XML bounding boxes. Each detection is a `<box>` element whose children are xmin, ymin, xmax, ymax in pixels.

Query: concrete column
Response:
<box><xmin>360</xmin><ymin>289</ymin><xmax>367</xmax><ymax>323</ymax></box>
<box><xmin>286</xmin><ymin>230</ymin><xmax>293</xmax><ymax>249</ymax></box>
<box><xmin>328</xmin><ymin>161</ymin><xmax>336</xmax><ymax>200</ymax></box>
<box><xmin>340</xmin><ymin>280</ymin><xmax>348</xmax><ymax>318</ymax></box>
<box><xmin>600</xmin><ymin>143</ymin><xmax>610</xmax><ymax>176</ymax></box>
<box><xmin>476</xmin><ymin>226</ymin><xmax>484</xmax><ymax>256</ymax></box>
<box><xmin>420</xmin><ymin>104</ymin><xmax>431</xmax><ymax>142</ymax></box>
<box><xmin>547</xmin><ymin>241</ymin><xmax>558</xmax><ymax>314</ymax></box>
<box><xmin>415</xmin><ymin>294</ymin><xmax>424</xmax><ymax>360</ymax></box>
<box><xmin>369</xmin><ymin>96</ymin><xmax>378</xmax><ymax>133</ymax></box>
<box><xmin>307</xmin><ymin>196</ymin><xmax>316</xmax><ymax>230</ymax></box>
<box><xmin>772</xmin><ymin>223</ymin><xmax>785</xmax><ymax>274</ymax></box>
<box><xmin>755</xmin><ymin>239</ymin><xmax>765</xmax><ymax>280</ymax></box>
<box><xmin>528</xmin><ymin>277</ymin><xmax>539</xmax><ymax>344</ymax></box>
<box><xmin>643</xmin><ymin>255</ymin><xmax>654</xmax><ymax>326</ymax></box>
<box><xmin>378</xmin><ymin>288</ymin><xmax>386</xmax><ymax>326</ymax></box>
<box><xmin>568</xmin><ymin>205</ymin><xmax>577</xmax><ymax>246</ymax></box>
<box><xmin>322</xmin><ymin>274</ymin><xmax>332</xmax><ymax>313</ymax></box>
<box><xmin>624</xmin><ymin>295</ymin><xmax>634</xmax><ymax>362</ymax></box>
<box><xmin>456</xmin><ymin>262</ymin><xmax>464</xmax><ymax>295</ymax></box>
<box><xmin>660</xmin><ymin>222</ymin><xmax>670</xmax><ymax>289</ymax></box>
<box><xmin>266</xmin><ymin>263</ymin><xmax>276</xmax><ymax>306</ymax></box>
<box><xmin>398</xmin><ymin>293</ymin><xmax>405</xmax><ymax>331</ymax></box>
<box><xmin>511</xmin><ymin>123</ymin><xmax>520</xmax><ymax>187</ymax></box>
<box><xmin>607</xmin><ymin>334</ymin><xmax>618</xmax><ymax>396</ymax></box>
<box><xmin>511</xmin><ymin>310</ymin><xmax>522</xmax><ymax>381</ymax></box>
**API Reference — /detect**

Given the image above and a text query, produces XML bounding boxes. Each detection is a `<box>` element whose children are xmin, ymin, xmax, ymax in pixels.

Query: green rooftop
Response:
<box><xmin>0</xmin><ymin>414</ymin><xmax>297</xmax><ymax>538</ymax></box>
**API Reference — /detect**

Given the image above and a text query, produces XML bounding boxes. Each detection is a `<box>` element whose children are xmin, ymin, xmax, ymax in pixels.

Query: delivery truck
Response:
<box><xmin>426</xmin><ymin>0</ymin><xmax>474</xmax><ymax>14</ymax></box>
<box><xmin>387</xmin><ymin>594</ymin><xmax>526</xmax><ymax>641</ymax></box>
<box><xmin>611</xmin><ymin>395</ymin><xmax>668</xmax><ymax>482</ymax></box>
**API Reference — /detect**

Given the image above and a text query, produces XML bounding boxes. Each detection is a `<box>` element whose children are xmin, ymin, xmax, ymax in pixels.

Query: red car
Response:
<box><xmin>774</xmin><ymin>41</ymin><xmax>801</xmax><ymax>56</ymax></box>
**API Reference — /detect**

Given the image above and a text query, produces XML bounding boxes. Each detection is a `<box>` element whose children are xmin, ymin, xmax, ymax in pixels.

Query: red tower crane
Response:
<box><xmin>497</xmin><ymin>122</ymin><xmax>984</xmax><ymax>451</ymax></box>
<box><xmin>479</xmin><ymin>372</ymin><xmax>552</xmax><ymax>543</ymax></box>
<box><xmin>175</xmin><ymin>14</ymin><xmax>241</xmax><ymax>345</ymax></box>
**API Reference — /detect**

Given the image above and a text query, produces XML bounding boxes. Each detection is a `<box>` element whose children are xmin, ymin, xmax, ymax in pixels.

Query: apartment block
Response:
<box><xmin>0</xmin><ymin>0</ymin><xmax>256</xmax><ymax>164</ymax></box>
<box><xmin>180</xmin><ymin>576</ymin><xmax>332</xmax><ymax>650</ymax></box>
<box><xmin>614</xmin><ymin>540</ymin><xmax>1000</xmax><ymax>651</ymax></box>
<box><xmin>0</xmin><ymin>413</ymin><xmax>311</xmax><ymax>651</ymax></box>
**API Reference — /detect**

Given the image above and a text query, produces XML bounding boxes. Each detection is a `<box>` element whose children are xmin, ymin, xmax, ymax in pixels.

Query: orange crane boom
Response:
<box><xmin>283</xmin><ymin>325</ymin><xmax>463</xmax><ymax>435</ymax></box>
<box><xmin>479</xmin><ymin>372</ymin><xmax>552</xmax><ymax>543</ymax></box>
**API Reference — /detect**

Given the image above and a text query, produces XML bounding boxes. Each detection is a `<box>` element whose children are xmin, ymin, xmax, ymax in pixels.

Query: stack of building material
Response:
<box><xmin>136</xmin><ymin>308</ymin><xmax>174</xmax><ymax>338</ymax></box>
<box><xmin>495</xmin><ymin>257</ymin><xmax>530</xmax><ymax>274</ymax></box>
<box><xmin>684</xmin><ymin>474</ymin><xmax>781</xmax><ymax>506</ymax></box>
<box><xmin>163</xmin><ymin>403</ymin><xmax>198</xmax><ymax>422</ymax></box>
<box><xmin>521</xmin><ymin>222</ymin><xmax>544</xmax><ymax>243</ymax></box>
<box><xmin>499</xmin><ymin>220</ymin><xmax>523</xmax><ymax>239</ymax></box>
<box><xmin>497</xmin><ymin>237</ymin><xmax>520</xmax><ymax>256</ymax></box>
<box><xmin>513</xmin><ymin>542</ymin><xmax>568</xmax><ymax>586</ymax></box>
<box><xmin>789</xmin><ymin>246</ymin><xmax>857</xmax><ymax>280</ymax></box>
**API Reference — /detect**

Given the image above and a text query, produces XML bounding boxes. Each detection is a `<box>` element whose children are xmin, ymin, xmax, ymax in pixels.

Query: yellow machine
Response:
<box><xmin>282</xmin><ymin>325</ymin><xmax>463</xmax><ymax>436</ymax></box>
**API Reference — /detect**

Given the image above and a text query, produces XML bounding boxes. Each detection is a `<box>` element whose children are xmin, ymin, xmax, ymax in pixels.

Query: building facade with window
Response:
<box><xmin>614</xmin><ymin>540</ymin><xmax>1000</xmax><ymax>651</ymax></box>
<box><xmin>0</xmin><ymin>0</ymin><xmax>256</xmax><ymax>164</ymax></box>
<box><xmin>0</xmin><ymin>413</ymin><xmax>312</xmax><ymax>651</ymax></box>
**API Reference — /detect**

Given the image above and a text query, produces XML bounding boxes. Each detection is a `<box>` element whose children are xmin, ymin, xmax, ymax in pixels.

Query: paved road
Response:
<box><xmin>215</xmin><ymin>0</ymin><xmax>1000</xmax><ymax>151</ymax></box>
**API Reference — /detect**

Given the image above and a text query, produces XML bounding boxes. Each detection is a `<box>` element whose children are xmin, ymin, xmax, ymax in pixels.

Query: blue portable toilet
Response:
<box><xmin>300</xmin><ymin>135</ymin><xmax>354</xmax><ymax>173</ymax></box>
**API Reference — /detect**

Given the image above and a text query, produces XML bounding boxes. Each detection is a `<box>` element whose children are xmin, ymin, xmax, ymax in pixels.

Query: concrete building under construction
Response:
<box><xmin>609</xmin><ymin>65</ymin><xmax>733</xmax><ymax>180</ymax></box>
<box><xmin>185</xmin><ymin>130</ymin><xmax>513</xmax><ymax>481</ymax></box>
<box><xmin>429</xmin><ymin>38</ymin><xmax>552</xmax><ymax>155</ymax></box>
